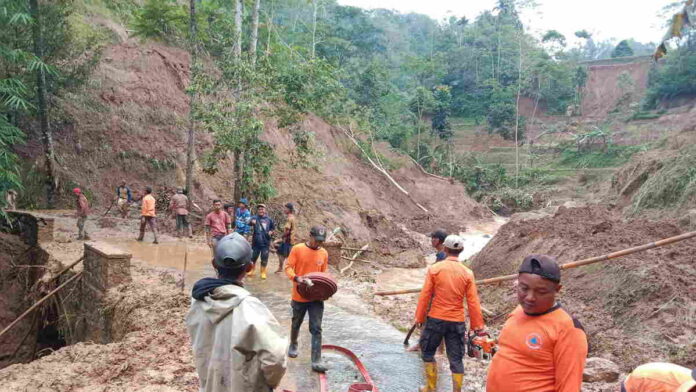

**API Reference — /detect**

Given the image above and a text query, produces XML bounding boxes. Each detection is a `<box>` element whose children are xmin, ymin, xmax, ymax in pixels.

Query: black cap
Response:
<box><xmin>285</xmin><ymin>202</ymin><xmax>294</xmax><ymax>212</ymax></box>
<box><xmin>430</xmin><ymin>229</ymin><xmax>448</xmax><ymax>242</ymax></box>
<box><xmin>519</xmin><ymin>254</ymin><xmax>561</xmax><ymax>283</ymax></box>
<box><xmin>214</xmin><ymin>233</ymin><xmax>253</xmax><ymax>270</ymax></box>
<box><xmin>310</xmin><ymin>225</ymin><xmax>327</xmax><ymax>241</ymax></box>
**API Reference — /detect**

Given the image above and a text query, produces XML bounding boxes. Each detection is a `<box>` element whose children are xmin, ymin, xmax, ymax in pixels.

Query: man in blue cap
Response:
<box><xmin>187</xmin><ymin>232</ymin><xmax>288</xmax><ymax>391</ymax></box>
<box><xmin>234</xmin><ymin>198</ymin><xmax>252</xmax><ymax>239</ymax></box>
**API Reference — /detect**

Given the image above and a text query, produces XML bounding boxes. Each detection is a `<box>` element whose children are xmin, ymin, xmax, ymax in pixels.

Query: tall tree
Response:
<box><xmin>234</xmin><ymin>0</ymin><xmax>242</xmax><ymax>59</ymax></box>
<box><xmin>311</xmin><ymin>0</ymin><xmax>318</xmax><ymax>59</ymax></box>
<box><xmin>249</xmin><ymin>0</ymin><xmax>261</xmax><ymax>65</ymax></box>
<box><xmin>185</xmin><ymin>0</ymin><xmax>198</xmax><ymax>201</ymax></box>
<box><xmin>611</xmin><ymin>40</ymin><xmax>634</xmax><ymax>58</ymax></box>
<box><xmin>29</xmin><ymin>0</ymin><xmax>56</xmax><ymax>208</ymax></box>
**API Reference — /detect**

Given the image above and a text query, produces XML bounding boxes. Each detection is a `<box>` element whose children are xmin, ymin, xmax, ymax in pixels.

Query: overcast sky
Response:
<box><xmin>337</xmin><ymin>0</ymin><xmax>674</xmax><ymax>44</ymax></box>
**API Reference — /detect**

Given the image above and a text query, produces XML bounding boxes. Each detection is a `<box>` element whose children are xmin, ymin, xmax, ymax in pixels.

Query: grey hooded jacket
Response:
<box><xmin>186</xmin><ymin>284</ymin><xmax>288</xmax><ymax>392</ymax></box>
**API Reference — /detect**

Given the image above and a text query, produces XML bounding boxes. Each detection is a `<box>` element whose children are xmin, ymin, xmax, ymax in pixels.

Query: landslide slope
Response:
<box><xmin>472</xmin><ymin>205</ymin><xmax>695</xmax><ymax>370</ymax></box>
<box><xmin>15</xmin><ymin>38</ymin><xmax>488</xmax><ymax>254</ymax></box>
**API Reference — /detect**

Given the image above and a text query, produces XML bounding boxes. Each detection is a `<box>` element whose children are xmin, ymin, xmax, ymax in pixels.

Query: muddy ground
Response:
<box><xmin>1</xmin><ymin>208</ymin><xmax>675</xmax><ymax>391</ymax></box>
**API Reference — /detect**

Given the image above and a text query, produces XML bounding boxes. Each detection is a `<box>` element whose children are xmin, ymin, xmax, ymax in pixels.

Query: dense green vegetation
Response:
<box><xmin>645</xmin><ymin>32</ymin><xmax>696</xmax><ymax>108</ymax></box>
<box><xmin>0</xmin><ymin>0</ymin><xmax>686</xmax><ymax>210</ymax></box>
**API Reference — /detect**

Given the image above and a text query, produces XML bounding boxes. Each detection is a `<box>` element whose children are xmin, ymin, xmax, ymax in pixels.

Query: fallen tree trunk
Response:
<box><xmin>373</xmin><ymin>230</ymin><xmax>696</xmax><ymax>296</ymax></box>
<box><xmin>340</xmin><ymin>244</ymin><xmax>369</xmax><ymax>274</ymax></box>
<box><xmin>339</xmin><ymin>126</ymin><xmax>429</xmax><ymax>213</ymax></box>
<box><xmin>407</xmin><ymin>155</ymin><xmax>451</xmax><ymax>182</ymax></box>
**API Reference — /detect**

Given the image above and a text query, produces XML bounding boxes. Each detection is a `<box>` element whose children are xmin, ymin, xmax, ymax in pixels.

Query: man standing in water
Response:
<box><xmin>234</xmin><ymin>198</ymin><xmax>252</xmax><ymax>239</ymax></box>
<box><xmin>205</xmin><ymin>199</ymin><xmax>231</xmax><ymax>249</ymax></box>
<box><xmin>415</xmin><ymin>234</ymin><xmax>486</xmax><ymax>392</ymax></box>
<box><xmin>285</xmin><ymin>225</ymin><xmax>329</xmax><ymax>373</ymax></box>
<box><xmin>276</xmin><ymin>203</ymin><xmax>297</xmax><ymax>273</ymax></box>
<box><xmin>74</xmin><ymin>188</ymin><xmax>90</xmax><ymax>240</ymax></box>
<box><xmin>169</xmin><ymin>188</ymin><xmax>192</xmax><ymax>238</ymax></box>
<box><xmin>486</xmin><ymin>254</ymin><xmax>588</xmax><ymax>392</ymax></box>
<box><xmin>249</xmin><ymin>204</ymin><xmax>275</xmax><ymax>279</ymax></box>
<box><xmin>187</xmin><ymin>232</ymin><xmax>287</xmax><ymax>392</ymax></box>
<box><xmin>115</xmin><ymin>181</ymin><xmax>132</xmax><ymax>219</ymax></box>
<box><xmin>137</xmin><ymin>186</ymin><xmax>158</xmax><ymax>244</ymax></box>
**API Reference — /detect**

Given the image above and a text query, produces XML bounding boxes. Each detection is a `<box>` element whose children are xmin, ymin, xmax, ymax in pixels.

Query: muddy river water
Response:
<box><xmin>111</xmin><ymin>218</ymin><xmax>504</xmax><ymax>392</ymax></box>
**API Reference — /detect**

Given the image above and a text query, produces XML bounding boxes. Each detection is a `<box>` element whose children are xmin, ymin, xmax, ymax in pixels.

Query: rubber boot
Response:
<box><xmin>247</xmin><ymin>264</ymin><xmax>256</xmax><ymax>277</ymax></box>
<box><xmin>452</xmin><ymin>373</ymin><xmax>463</xmax><ymax>392</ymax></box>
<box><xmin>310</xmin><ymin>335</ymin><xmax>327</xmax><ymax>373</ymax></box>
<box><xmin>419</xmin><ymin>362</ymin><xmax>437</xmax><ymax>392</ymax></box>
<box><xmin>288</xmin><ymin>325</ymin><xmax>300</xmax><ymax>358</ymax></box>
<box><xmin>260</xmin><ymin>266</ymin><xmax>267</xmax><ymax>280</ymax></box>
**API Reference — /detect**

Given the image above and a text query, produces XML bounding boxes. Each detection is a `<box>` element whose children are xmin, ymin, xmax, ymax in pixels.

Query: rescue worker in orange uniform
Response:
<box><xmin>415</xmin><ymin>234</ymin><xmax>486</xmax><ymax>392</ymax></box>
<box><xmin>486</xmin><ymin>254</ymin><xmax>588</xmax><ymax>392</ymax></box>
<box><xmin>284</xmin><ymin>225</ymin><xmax>329</xmax><ymax>373</ymax></box>
<box><xmin>623</xmin><ymin>363</ymin><xmax>696</xmax><ymax>392</ymax></box>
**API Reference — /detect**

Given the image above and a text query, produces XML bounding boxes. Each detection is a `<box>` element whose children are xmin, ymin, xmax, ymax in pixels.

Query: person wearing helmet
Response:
<box><xmin>73</xmin><ymin>188</ymin><xmax>90</xmax><ymax>240</ymax></box>
<box><xmin>186</xmin><ymin>233</ymin><xmax>288</xmax><ymax>392</ymax></box>
<box><xmin>623</xmin><ymin>363</ymin><xmax>696</xmax><ymax>392</ymax></box>
<box><xmin>415</xmin><ymin>234</ymin><xmax>486</xmax><ymax>392</ymax></box>
<box><xmin>284</xmin><ymin>225</ymin><xmax>329</xmax><ymax>373</ymax></box>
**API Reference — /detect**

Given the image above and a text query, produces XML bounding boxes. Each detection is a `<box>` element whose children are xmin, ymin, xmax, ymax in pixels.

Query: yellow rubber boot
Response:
<box><xmin>247</xmin><ymin>265</ymin><xmax>256</xmax><ymax>277</ymax></box>
<box><xmin>260</xmin><ymin>266</ymin><xmax>267</xmax><ymax>280</ymax></box>
<box><xmin>452</xmin><ymin>374</ymin><xmax>463</xmax><ymax>392</ymax></box>
<box><xmin>419</xmin><ymin>362</ymin><xmax>437</xmax><ymax>392</ymax></box>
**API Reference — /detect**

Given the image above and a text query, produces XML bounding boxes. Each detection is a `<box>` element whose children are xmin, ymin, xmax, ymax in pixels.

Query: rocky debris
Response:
<box><xmin>583</xmin><ymin>357</ymin><xmax>621</xmax><ymax>383</ymax></box>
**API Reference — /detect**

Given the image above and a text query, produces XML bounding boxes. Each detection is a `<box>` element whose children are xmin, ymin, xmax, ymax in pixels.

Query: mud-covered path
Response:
<box><xmin>116</xmin><ymin>238</ymin><xmax>493</xmax><ymax>392</ymax></box>
<box><xmin>119</xmin><ymin>239</ymin><xmax>429</xmax><ymax>392</ymax></box>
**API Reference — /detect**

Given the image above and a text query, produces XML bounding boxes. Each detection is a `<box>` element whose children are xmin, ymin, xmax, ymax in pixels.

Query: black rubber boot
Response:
<box><xmin>311</xmin><ymin>334</ymin><xmax>327</xmax><ymax>373</ymax></box>
<box><xmin>288</xmin><ymin>325</ymin><xmax>300</xmax><ymax>358</ymax></box>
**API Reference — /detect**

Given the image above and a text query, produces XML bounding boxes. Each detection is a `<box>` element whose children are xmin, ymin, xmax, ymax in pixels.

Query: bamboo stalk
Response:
<box><xmin>48</xmin><ymin>256</ymin><xmax>84</xmax><ymax>285</ymax></box>
<box><xmin>0</xmin><ymin>271</ymin><xmax>83</xmax><ymax>341</ymax></box>
<box><xmin>373</xmin><ymin>230</ymin><xmax>696</xmax><ymax>296</ymax></box>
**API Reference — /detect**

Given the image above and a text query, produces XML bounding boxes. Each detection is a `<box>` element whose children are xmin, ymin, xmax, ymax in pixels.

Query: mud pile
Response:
<box><xmin>473</xmin><ymin>205</ymin><xmax>695</xmax><ymax>370</ymax></box>
<box><xmin>0</xmin><ymin>265</ymin><xmax>198</xmax><ymax>391</ymax></box>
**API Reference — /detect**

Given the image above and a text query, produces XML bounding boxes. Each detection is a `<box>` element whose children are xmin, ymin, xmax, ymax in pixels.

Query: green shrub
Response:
<box><xmin>131</xmin><ymin>0</ymin><xmax>187</xmax><ymax>41</ymax></box>
<box><xmin>645</xmin><ymin>36</ymin><xmax>696</xmax><ymax>108</ymax></box>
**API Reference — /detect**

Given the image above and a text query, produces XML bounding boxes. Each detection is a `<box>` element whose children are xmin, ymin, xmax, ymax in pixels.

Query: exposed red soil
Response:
<box><xmin>472</xmin><ymin>205</ymin><xmax>696</xmax><ymax>370</ymax></box>
<box><xmin>581</xmin><ymin>60</ymin><xmax>651</xmax><ymax>119</ymax></box>
<box><xmin>14</xmin><ymin>39</ymin><xmax>488</xmax><ymax>259</ymax></box>
<box><xmin>0</xmin><ymin>264</ymin><xmax>198</xmax><ymax>392</ymax></box>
